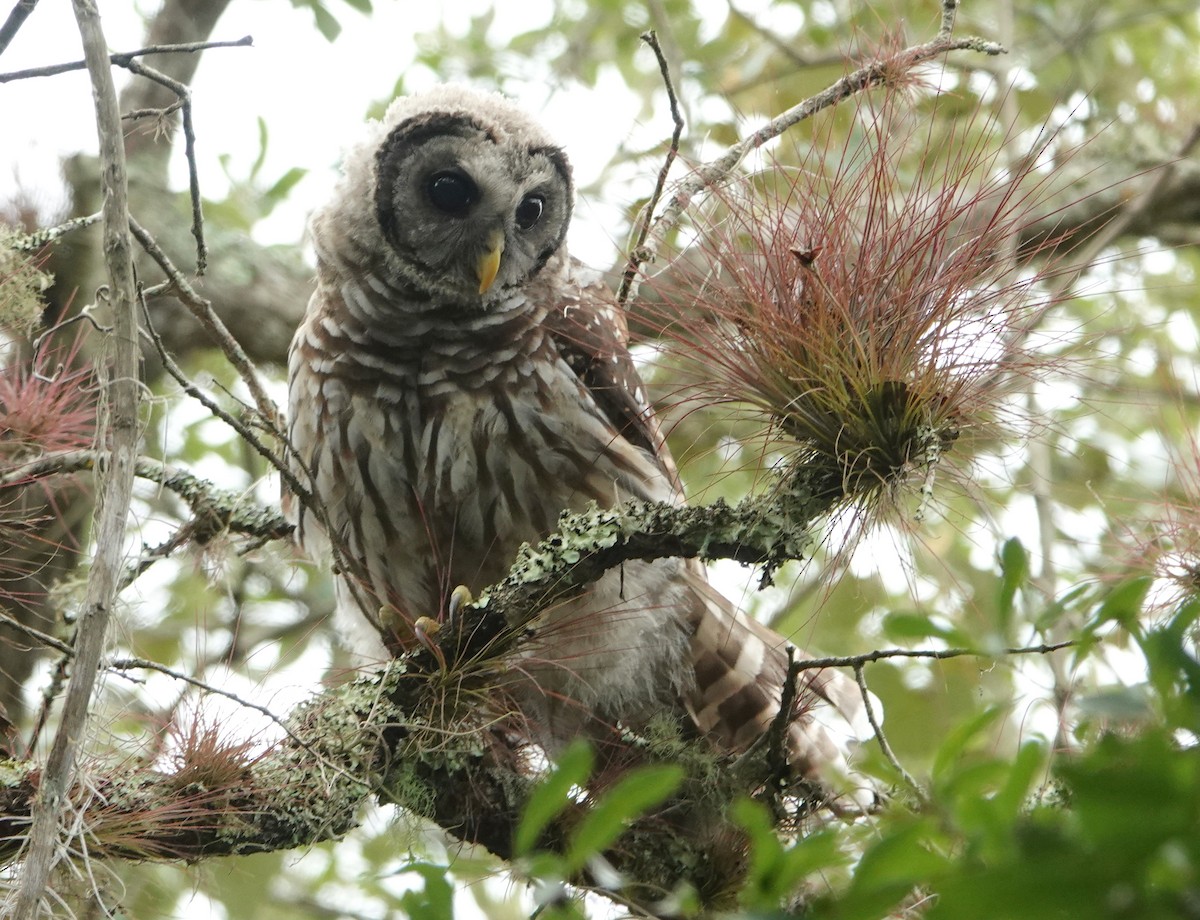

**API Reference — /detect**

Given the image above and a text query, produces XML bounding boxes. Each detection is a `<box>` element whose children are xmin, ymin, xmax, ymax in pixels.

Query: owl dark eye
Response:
<box><xmin>515</xmin><ymin>194</ymin><xmax>544</xmax><ymax>230</ymax></box>
<box><xmin>427</xmin><ymin>170</ymin><xmax>477</xmax><ymax>216</ymax></box>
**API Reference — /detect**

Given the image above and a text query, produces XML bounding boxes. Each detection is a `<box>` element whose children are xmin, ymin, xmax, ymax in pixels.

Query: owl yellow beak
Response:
<box><xmin>476</xmin><ymin>231</ymin><xmax>505</xmax><ymax>294</ymax></box>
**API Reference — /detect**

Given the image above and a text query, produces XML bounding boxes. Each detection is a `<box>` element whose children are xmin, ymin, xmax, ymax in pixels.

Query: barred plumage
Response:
<box><xmin>286</xmin><ymin>85</ymin><xmax>866</xmax><ymax>794</ymax></box>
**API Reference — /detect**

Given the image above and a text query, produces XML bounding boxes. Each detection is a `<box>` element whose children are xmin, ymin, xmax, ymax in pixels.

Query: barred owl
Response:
<box><xmin>287</xmin><ymin>85</ymin><xmax>865</xmax><ymax>792</ymax></box>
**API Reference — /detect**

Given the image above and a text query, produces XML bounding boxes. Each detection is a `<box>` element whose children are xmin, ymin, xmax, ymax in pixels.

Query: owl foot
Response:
<box><xmin>413</xmin><ymin>615</ymin><xmax>441</xmax><ymax>639</ymax></box>
<box><xmin>447</xmin><ymin>584</ymin><xmax>474</xmax><ymax>619</ymax></box>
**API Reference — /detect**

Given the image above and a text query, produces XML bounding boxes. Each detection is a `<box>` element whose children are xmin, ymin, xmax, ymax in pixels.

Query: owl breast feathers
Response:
<box><xmin>286</xmin><ymin>84</ymin><xmax>868</xmax><ymax>798</ymax></box>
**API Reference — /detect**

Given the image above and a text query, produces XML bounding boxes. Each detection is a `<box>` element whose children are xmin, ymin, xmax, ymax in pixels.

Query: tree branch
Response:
<box><xmin>120</xmin><ymin>59</ymin><xmax>207</xmax><ymax>271</ymax></box>
<box><xmin>0</xmin><ymin>34</ymin><xmax>251</xmax><ymax>82</ymax></box>
<box><xmin>0</xmin><ymin>448</ymin><xmax>291</xmax><ymax>542</ymax></box>
<box><xmin>0</xmin><ymin>0</ymin><xmax>39</xmax><ymax>59</ymax></box>
<box><xmin>617</xmin><ymin>30</ymin><xmax>684</xmax><ymax>307</ymax></box>
<box><xmin>14</xmin><ymin>2</ymin><xmax>142</xmax><ymax>915</ymax></box>
<box><xmin>0</xmin><ymin>637</ymin><xmax>1075</xmax><ymax>905</ymax></box>
<box><xmin>129</xmin><ymin>217</ymin><xmax>279</xmax><ymax>424</ymax></box>
<box><xmin>642</xmin><ymin>19</ymin><xmax>1005</xmax><ymax>261</ymax></box>
<box><xmin>854</xmin><ymin>663</ymin><xmax>923</xmax><ymax>799</ymax></box>
<box><xmin>440</xmin><ymin>464</ymin><xmax>842</xmax><ymax>665</ymax></box>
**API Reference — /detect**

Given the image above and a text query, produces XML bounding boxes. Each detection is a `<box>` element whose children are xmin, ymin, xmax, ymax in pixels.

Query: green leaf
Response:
<box><xmin>251</xmin><ymin>116</ymin><xmax>269</xmax><ymax>182</ymax></box>
<box><xmin>882</xmin><ymin>611</ymin><xmax>956</xmax><ymax>643</ymax></box>
<box><xmin>733</xmin><ymin>799</ymin><xmax>847</xmax><ymax>908</ymax></box>
<box><xmin>340</xmin><ymin>0</ymin><xmax>373</xmax><ymax>11</ymax></box>
<box><xmin>1094</xmin><ymin>576</ymin><xmax>1152</xmax><ymax>629</ymax></box>
<box><xmin>513</xmin><ymin>740</ymin><xmax>593</xmax><ymax>857</ymax></box>
<box><xmin>309</xmin><ymin>2</ymin><xmax>342</xmax><ymax>41</ymax></box>
<box><xmin>263</xmin><ymin>167</ymin><xmax>308</xmax><ymax>207</ymax></box>
<box><xmin>997</xmin><ymin>537</ymin><xmax>1028</xmax><ymax>629</ymax></box>
<box><xmin>398</xmin><ymin>863</ymin><xmax>454</xmax><ymax>920</ymax></box>
<box><xmin>1035</xmin><ymin>582</ymin><xmax>1092</xmax><ymax>630</ymax></box>
<box><xmin>993</xmin><ymin>741</ymin><xmax>1046</xmax><ymax>820</ymax></box>
<box><xmin>932</xmin><ymin>706</ymin><xmax>1006</xmax><ymax>784</ymax></box>
<box><xmin>846</xmin><ymin>818</ymin><xmax>947</xmax><ymax>915</ymax></box>
<box><xmin>1141</xmin><ymin>626</ymin><xmax>1200</xmax><ymax>722</ymax></box>
<box><xmin>564</xmin><ymin>764</ymin><xmax>683</xmax><ymax>872</ymax></box>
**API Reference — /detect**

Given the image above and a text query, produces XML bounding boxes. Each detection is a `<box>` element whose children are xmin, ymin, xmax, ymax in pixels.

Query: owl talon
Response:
<box><xmin>414</xmin><ymin>615</ymin><xmax>441</xmax><ymax>639</ymax></box>
<box><xmin>448</xmin><ymin>585</ymin><xmax>474</xmax><ymax>619</ymax></box>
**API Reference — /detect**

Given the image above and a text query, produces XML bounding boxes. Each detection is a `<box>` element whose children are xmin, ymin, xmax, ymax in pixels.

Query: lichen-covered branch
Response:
<box><xmin>0</xmin><ymin>660</ymin><xmax>741</xmax><ymax>910</ymax></box>
<box><xmin>0</xmin><ymin>449</ymin><xmax>291</xmax><ymax>543</ymax></box>
<box><xmin>0</xmin><ymin>668</ymin><xmax>398</xmax><ymax>866</ymax></box>
<box><xmin>0</xmin><ymin>628</ymin><xmax>1078</xmax><ymax>910</ymax></box>
<box><xmin>441</xmin><ymin>463</ymin><xmax>845</xmax><ymax>663</ymax></box>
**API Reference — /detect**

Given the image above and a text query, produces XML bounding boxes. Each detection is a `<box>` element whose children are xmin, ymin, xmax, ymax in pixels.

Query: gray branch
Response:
<box><xmin>14</xmin><ymin>2</ymin><xmax>143</xmax><ymax>914</ymax></box>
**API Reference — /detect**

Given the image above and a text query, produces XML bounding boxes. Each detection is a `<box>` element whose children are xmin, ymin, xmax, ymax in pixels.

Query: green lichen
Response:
<box><xmin>0</xmin><ymin>227</ymin><xmax>53</xmax><ymax>338</ymax></box>
<box><xmin>0</xmin><ymin>761</ymin><xmax>31</xmax><ymax>787</ymax></box>
<box><xmin>382</xmin><ymin>762</ymin><xmax>438</xmax><ymax>819</ymax></box>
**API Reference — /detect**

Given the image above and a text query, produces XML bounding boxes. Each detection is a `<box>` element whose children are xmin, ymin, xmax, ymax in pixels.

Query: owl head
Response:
<box><xmin>320</xmin><ymin>85</ymin><xmax>575</xmax><ymax>307</ymax></box>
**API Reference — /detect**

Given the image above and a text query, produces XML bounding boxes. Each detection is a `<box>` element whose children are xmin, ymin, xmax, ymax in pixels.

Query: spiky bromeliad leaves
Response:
<box><xmin>647</xmin><ymin>90</ymin><xmax>1078</xmax><ymax>516</ymax></box>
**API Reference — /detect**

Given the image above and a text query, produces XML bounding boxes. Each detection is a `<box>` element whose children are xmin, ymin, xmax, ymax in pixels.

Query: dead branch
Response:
<box><xmin>640</xmin><ymin>1</ymin><xmax>1005</xmax><ymax>267</ymax></box>
<box><xmin>617</xmin><ymin>30</ymin><xmax>684</xmax><ymax>307</ymax></box>
<box><xmin>13</xmin><ymin>3</ymin><xmax>142</xmax><ymax>914</ymax></box>
<box><xmin>0</xmin><ymin>34</ymin><xmax>251</xmax><ymax>83</ymax></box>
<box><xmin>0</xmin><ymin>0</ymin><xmax>38</xmax><ymax>58</ymax></box>
<box><xmin>129</xmin><ymin>217</ymin><xmax>279</xmax><ymax>425</ymax></box>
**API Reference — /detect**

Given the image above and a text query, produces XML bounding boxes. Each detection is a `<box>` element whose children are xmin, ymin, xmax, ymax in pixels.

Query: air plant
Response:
<box><xmin>646</xmin><ymin>87</ymin><xmax>1087</xmax><ymax>521</ymax></box>
<box><xmin>0</xmin><ymin>342</ymin><xmax>96</xmax><ymax>466</ymax></box>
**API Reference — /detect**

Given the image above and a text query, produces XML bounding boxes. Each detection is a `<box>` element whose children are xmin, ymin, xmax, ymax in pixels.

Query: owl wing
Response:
<box><xmin>543</xmin><ymin>260</ymin><xmax>683</xmax><ymax>495</ymax></box>
<box><xmin>543</xmin><ymin>262</ymin><xmax>871</xmax><ymax>802</ymax></box>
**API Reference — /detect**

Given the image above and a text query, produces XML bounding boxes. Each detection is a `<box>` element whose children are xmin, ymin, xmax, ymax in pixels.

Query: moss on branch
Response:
<box><xmin>0</xmin><ymin>654</ymin><xmax>749</xmax><ymax>909</ymax></box>
<box><xmin>439</xmin><ymin>464</ymin><xmax>845</xmax><ymax>663</ymax></box>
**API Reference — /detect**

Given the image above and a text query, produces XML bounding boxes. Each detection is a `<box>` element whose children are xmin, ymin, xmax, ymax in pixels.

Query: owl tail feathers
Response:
<box><xmin>683</xmin><ymin>582</ymin><xmax>878</xmax><ymax>812</ymax></box>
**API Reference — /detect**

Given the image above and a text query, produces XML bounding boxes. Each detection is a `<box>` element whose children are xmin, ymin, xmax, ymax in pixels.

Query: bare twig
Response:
<box><xmin>0</xmin><ymin>610</ymin><xmax>74</xmax><ymax>657</ymax></box>
<box><xmin>14</xmin><ymin>2</ymin><xmax>142</xmax><ymax>914</ymax></box>
<box><xmin>119</xmin><ymin>525</ymin><xmax>193</xmax><ymax>590</ymax></box>
<box><xmin>25</xmin><ymin>654</ymin><xmax>67</xmax><ymax>755</ymax></box>
<box><xmin>135</xmin><ymin>288</ymin><xmax>303</xmax><ymax>501</ymax></box>
<box><xmin>29</xmin><ymin>304</ymin><xmax>110</xmax><ymax>380</ymax></box>
<box><xmin>760</xmin><ymin>647</ymin><xmax>802</xmax><ymax>817</ymax></box>
<box><xmin>0</xmin><ymin>0</ymin><xmax>38</xmax><ymax>58</ymax></box>
<box><xmin>129</xmin><ymin>217</ymin><xmax>278</xmax><ymax>426</ymax></box>
<box><xmin>120</xmin><ymin>59</ymin><xmax>206</xmax><ymax>272</ymax></box>
<box><xmin>792</xmin><ymin>641</ymin><xmax>1074</xmax><ymax>671</ymax></box>
<box><xmin>104</xmin><ymin>657</ymin><xmax>335</xmax><ymax>763</ymax></box>
<box><xmin>854</xmin><ymin>664</ymin><xmax>923</xmax><ymax>799</ymax></box>
<box><xmin>0</xmin><ymin>34</ymin><xmax>252</xmax><ymax>83</ymax></box>
<box><xmin>643</xmin><ymin>16</ymin><xmax>1004</xmax><ymax>261</ymax></box>
<box><xmin>122</xmin><ymin>100</ymin><xmax>184</xmax><ymax>122</ymax></box>
<box><xmin>617</xmin><ymin>30</ymin><xmax>685</xmax><ymax>308</ymax></box>
<box><xmin>10</xmin><ymin>633</ymin><xmax>310</xmax><ymax>754</ymax></box>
